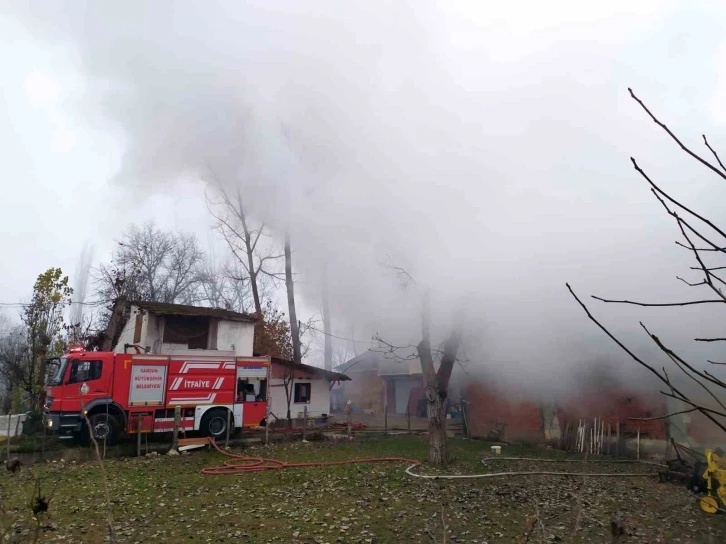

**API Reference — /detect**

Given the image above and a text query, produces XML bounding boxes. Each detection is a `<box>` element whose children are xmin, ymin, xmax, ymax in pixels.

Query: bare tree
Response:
<box><xmin>376</xmin><ymin>268</ymin><xmax>461</xmax><ymax>466</ymax></box>
<box><xmin>95</xmin><ymin>223</ymin><xmax>205</xmax><ymax>305</ymax></box>
<box><xmin>196</xmin><ymin>258</ymin><xmax>251</xmax><ymax>313</ymax></box>
<box><xmin>204</xmin><ymin>180</ymin><xmax>284</xmax><ymax>316</ymax></box>
<box><xmin>568</xmin><ymin>88</ymin><xmax>726</xmax><ymax>437</ymax></box>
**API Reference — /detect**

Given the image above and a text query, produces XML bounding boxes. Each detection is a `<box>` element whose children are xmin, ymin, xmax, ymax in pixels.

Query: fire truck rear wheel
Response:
<box><xmin>87</xmin><ymin>413</ymin><xmax>120</xmax><ymax>445</ymax></box>
<box><xmin>201</xmin><ymin>409</ymin><xmax>229</xmax><ymax>439</ymax></box>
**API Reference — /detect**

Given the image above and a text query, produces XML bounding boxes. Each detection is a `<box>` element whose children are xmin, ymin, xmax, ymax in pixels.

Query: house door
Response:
<box><xmin>394</xmin><ymin>378</ymin><xmax>419</xmax><ymax>414</ymax></box>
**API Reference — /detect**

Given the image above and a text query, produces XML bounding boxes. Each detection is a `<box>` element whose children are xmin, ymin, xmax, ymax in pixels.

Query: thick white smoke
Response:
<box><xmin>4</xmin><ymin>0</ymin><xmax>726</xmax><ymax>392</ymax></box>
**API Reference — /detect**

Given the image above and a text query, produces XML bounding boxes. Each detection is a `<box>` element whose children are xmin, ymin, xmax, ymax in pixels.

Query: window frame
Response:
<box><xmin>66</xmin><ymin>359</ymin><xmax>103</xmax><ymax>385</ymax></box>
<box><xmin>293</xmin><ymin>382</ymin><xmax>311</xmax><ymax>404</ymax></box>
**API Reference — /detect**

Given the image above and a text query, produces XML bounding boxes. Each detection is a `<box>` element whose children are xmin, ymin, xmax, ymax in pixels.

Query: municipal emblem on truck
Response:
<box><xmin>80</xmin><ymin>382</ymin><xmax>89</xmax><ymax>395</ymax></box>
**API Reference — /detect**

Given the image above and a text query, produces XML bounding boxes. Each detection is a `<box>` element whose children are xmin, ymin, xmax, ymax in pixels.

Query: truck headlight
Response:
<box><xmin>47</xmin><ymin>419</ymin><xmax>53</xmax><ymax>428</ymax></box>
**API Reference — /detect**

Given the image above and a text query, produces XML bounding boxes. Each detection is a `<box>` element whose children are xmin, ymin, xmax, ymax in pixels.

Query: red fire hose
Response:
<box><xmin>201</xmin><ymin>438</ymin><xmax>421</xmax><ymax>476</ymax></box>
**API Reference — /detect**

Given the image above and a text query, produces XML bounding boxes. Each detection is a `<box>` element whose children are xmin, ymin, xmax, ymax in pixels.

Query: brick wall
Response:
<box><xmin>464</xmin><ymin>382</ymin><xmax>544</xmax><ymax>442</ymax></box>
<box><xmin>557</xmin><ymin>390</ymin><xmax>666</xmax><ymax>440</ymax></box>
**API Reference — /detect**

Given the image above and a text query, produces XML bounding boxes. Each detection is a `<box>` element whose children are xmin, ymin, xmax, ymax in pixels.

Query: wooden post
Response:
<box><xmin>636</xmin><ymin>427</ymin><xmax>640</xmax><ymax>460</ymax></box>
<box><xmin>407</xmin><ymin>407</ymin><xmax>411</xmax><ymax>434</ymax></box>
<box><xmin>6</xmin><ymin>412</ymin><xmax>12</xmax><ymax>462</ymax></box>
<box><xmin>346</xmin><ymin>400</ymin><xmax>352</xmax><ymax>439</ymax></box>
<box><xmin>607</xmin><ymin>424</ymin><xmax>611</xmax><ymax>456</ymax></box>
<box><xmin>136</xmin><ymin>416</ymin><xmax>142</xmax><ymax>457</ymax></box>
<box><xmin>225</xmin><ymin>410</ymin><xmax>231</xmax><ymax>449</ymax></box>
<box><xmin>265</xmin><ymin>369</ymin><xmax>270</xmax><ymax>445</ymax></box>
<box><xmin>384</xmin><ymin>404</ymin><xmax>388</xmax><ymax>436</ymax></box>
<box><xmin>615</xmin><ymin>420</ymin><xmax>620</xmax><ymax>458</ymax></box>
<box><xmin>461</xmin><ymin>401</ymin><xmax>469</xmax><ymax>438</ymax></box>
<box><xmin>302</xmin><ymin>405</ymin><xmax>307</xmax><ymax>441</ymax></box>
<box><xmin>172</xmin><ymin>405</ymin><xmax>181</xmax><ymax>451</ymax></box>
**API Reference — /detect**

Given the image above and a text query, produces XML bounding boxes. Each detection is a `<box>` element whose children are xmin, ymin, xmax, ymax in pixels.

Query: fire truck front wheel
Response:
<box><xmin>200</xmin><ymin>408</ymin><xmax>229</xmax><ymax>439</ymax></box>
<box><xmin>87</xmin><ymin>413</ymin><xmax>120</xmax><ymax>445</ymax></box>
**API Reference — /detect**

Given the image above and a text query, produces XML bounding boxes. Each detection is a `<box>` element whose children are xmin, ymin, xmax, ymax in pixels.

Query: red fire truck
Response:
<box><xmin>43</xmin><ymin>347</ymin><xmax>270</xmax><ymax>444</ymax></box>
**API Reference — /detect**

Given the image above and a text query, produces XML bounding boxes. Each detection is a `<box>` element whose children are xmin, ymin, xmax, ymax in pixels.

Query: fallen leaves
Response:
<box><xmin>0</xmin><ymin>437</ymin><xmax>722</xmax><ymax>542</ymax></box>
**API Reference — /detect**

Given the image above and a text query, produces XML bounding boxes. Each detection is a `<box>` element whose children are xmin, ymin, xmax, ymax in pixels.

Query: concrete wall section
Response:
<box><xmin>114</xmin><ymin>307</ymin><xmax>141</xmax><ymax>351</ymax></box>
<box><xmin>116</xmin><ymin>306</ymin><xmax>255</xmax><ymax>356</ymax></box>
<box><xmin>217</xmin><ymin>321</ymin><xmax>254</xmax><ymax>356</ymax></box>
<box><xmin>269</xmin><ymin>378</ymin><xmax>331</xmax><ymax>420</ymax></box>
<box><xmin>0</xmin><ymin>414</ymin><xmax>27</xmax><ymax>437</ymax></box>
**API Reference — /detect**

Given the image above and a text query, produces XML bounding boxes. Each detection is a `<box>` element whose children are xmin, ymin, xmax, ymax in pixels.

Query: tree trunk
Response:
<box><xmin>237</xmin><ymin>195</ymin><xmax>262</xmax><ymax>316</ymax></box>
<box><xmin>284</xmin><ymin>370</ymin><xmax>294</xmax><ymax>426</ymax></box>
<box><xmin>322</xmin><ymin>267</ymin><xmax>332</xmax><ymax>371</ymax></box>
<box><xmin>417</xmin><ymin>319</ymin><xmax>460</xmax><ymax>467</ymax></box>
<box><xmin>427</xmin><ymin>385</ymin><xmax>449</xmax><ymax>466</ymax></box>
<box><xmin>284</xmin><ymin>233</ymin><xmax>302</xmax><ymax>365</ymax></box>
<box><xmin>247</xmin><ymin>262</ymin><xmax>262</xmax><ymax>316</ymax></box>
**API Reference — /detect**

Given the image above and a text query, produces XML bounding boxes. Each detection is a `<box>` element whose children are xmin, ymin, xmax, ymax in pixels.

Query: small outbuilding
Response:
<box><xmin>268</xmin><ymin>357</ymin><xmax>350</xmax><ymax>425</ymax></box>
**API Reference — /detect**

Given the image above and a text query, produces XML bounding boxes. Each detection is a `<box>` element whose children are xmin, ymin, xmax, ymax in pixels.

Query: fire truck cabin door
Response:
<box><xmin>236</xmin><ymin>364</ymin><xmax>268</xmax><ymax>427</ymax></box>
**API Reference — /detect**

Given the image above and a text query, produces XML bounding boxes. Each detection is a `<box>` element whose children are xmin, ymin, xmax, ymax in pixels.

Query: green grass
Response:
<box><xmin>0</xmin><ymin>436</ymin><xmax>724</xmax><ymax>543</ymax></box>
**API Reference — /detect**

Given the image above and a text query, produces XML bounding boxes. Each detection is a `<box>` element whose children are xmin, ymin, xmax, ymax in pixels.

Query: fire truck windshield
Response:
<box><xmin>46</xmin><ymin>358</ymin><xmax>67</xmax><ymax>386</ymax></box>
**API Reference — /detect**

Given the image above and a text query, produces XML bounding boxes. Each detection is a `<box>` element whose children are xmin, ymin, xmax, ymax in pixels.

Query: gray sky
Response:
<box><xmin>2</xmin><ymin>0</ymin><xmax>726</xmax><ymax>388</ymax></box>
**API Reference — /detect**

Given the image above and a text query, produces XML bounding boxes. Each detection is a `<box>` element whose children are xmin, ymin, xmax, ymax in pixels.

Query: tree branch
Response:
<box><xmin>567</xmin><ymin>283</ymin><xmax>726</xmax><ymax>434</ymax></box>
<box><xmin>702</xmin><ymin>134</ymin><xmax>726</xmax><ymax>173</ymax></box>
<box><xmin>591</xmin><ymin>295</ymin><xmax>723</xmax><ymax>307</ymax></box>
<box><xmin>647</xmin><ymin>330</ymin><xmax>726</xmax><ymax>412</ymax></box>
<box><xmin>641</xmin><ymin>322</ymin><xmax>726</xmax><ymax>390</ymax></box>
<box><xmin>658</xmin><ymin>391</ymin><xmax>726</xmax><ymax>421</ymax></box>
<box><xmin>631</xmin><ymin>157</ymin><xmax>726</xmax><ymax>243</ymax></box>
<box><xmin>629</xmin><ymin>408</ymin><xmax>698</xmax><ymax>421</ymax></box>
<box><xmin>675</xmin><ymin>241</ymin><xmax>726</xmax><ymax>252</ymax></box>
<box><xmin>676</xmin><ymin>276</ymin><xmax>707</xmax><ymax>287</ymax></box>
<box><xmin>629</xmin><ymin>88</ymin><xmax>726</xmax><ymax>182</ymax></box>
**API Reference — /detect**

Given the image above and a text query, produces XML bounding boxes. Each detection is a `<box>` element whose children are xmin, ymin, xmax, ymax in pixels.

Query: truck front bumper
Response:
<box><xmin>43</xmin><ymin>411</ymin><xmax>83</xmax><ymax>436</ymax></box>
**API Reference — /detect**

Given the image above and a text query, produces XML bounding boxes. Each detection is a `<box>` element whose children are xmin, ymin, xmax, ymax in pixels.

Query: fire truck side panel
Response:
<box><xmin>166</xmin><ymin>359</ymin><xmax>236</xmax><ymax>406</ymax></box>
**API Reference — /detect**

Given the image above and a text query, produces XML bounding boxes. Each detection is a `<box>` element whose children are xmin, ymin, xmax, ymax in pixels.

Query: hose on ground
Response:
<box><xmin>201</xmin><ymin>438</ymin><xmax>421</xmax><ymax>475</ymax></box>
<box><xmin>405</xmin><ymin>465</ymin><xmax>656</xmax><ymax>479</ymax></box>
<box><xmin>481</xmin><ymin>456</ymin><xmax>668</xmax><ymax>468</ymax></box>
<box><xmin>201</xmin><ymin>440</ymin><xmax>657</xmax><ymax>480</ymax></box>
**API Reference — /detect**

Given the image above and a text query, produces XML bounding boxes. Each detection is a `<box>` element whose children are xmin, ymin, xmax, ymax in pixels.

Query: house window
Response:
<box><xmin>294</xmin><ymin>383</ymin><xmax>311</xmax><ymax>404</ymax></box>
<box><xmin>68</xmin><ymin>360</ymin><xmax>103</xmax><ymax>384</ymax></box>
<box><xmin>163</xmin><ymin>316</ymin><xmax>210</xmax><ymax>349</ymax></box>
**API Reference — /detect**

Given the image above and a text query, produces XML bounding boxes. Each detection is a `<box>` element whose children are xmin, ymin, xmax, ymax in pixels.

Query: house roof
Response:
<box><xmin>128</xmin><ymin>300</ymin><xmax>258</xmax><ymax>323</ymax></box>
<box><xmin>272</xmin><ymin>357</ymin><xmax>351</xmax><ymax>382</ymax></box>
<box><xmin>334</xmin><ymin>351</ymin><xmax>378</xmax><ymax>374</ymax></box>
<box><xmin>334</xmin><ymin>351</ymin><xmax>422</xmax><ymax>376</ymax></box>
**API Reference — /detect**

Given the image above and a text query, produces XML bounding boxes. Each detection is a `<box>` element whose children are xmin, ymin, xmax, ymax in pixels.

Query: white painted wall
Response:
<box><xmin>217</xmin><ymin>320</ymin><xmax>254</xmax><ymax>356</ymax></box>
<box><xmin>113</xmin><ymin>306</ymin><xmax>255</xmax><ymax>356</ymax></box>
<box><xmin>269</xmin><ymin>378</ymin><xmax>331</xmax><ymax>420</ymax></box>
<box><xmin>114</xmin><ymin>307</ymin><xmax>140</xmax><ymax>350</ymax></box>
<box><xmin>145</xmin><ymin>313</ymin><xmax>162</xmax><ymax>353</ymax></box>
<box><xmin>0</xmin><ymin>414</ymin><xmax>27</xmax><ymax>437</ymax></box>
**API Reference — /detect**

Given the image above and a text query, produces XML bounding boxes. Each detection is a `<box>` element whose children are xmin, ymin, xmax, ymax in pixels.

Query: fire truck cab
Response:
<box><xmin>44</xmin><ymin>347</ymin><xmax>270</xmax><ymax>444</ymax></box>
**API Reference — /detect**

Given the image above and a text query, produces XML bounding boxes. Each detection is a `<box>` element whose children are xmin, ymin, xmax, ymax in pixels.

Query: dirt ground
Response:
<box><xmin>0</xmin><ymin>435</ymin><xmax>724</xmax><ymax>543</ymax></box>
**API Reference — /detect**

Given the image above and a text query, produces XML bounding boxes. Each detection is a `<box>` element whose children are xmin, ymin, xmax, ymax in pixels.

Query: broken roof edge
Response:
<box><xmin>271</xmin><ymin>356</ymin><xmax>351</xmax><ymax>382</ymax></box>
<box><xmin>127</xmin><ymin>299</ymin><xmax>258</xmax><ymax>323</ymax></box>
